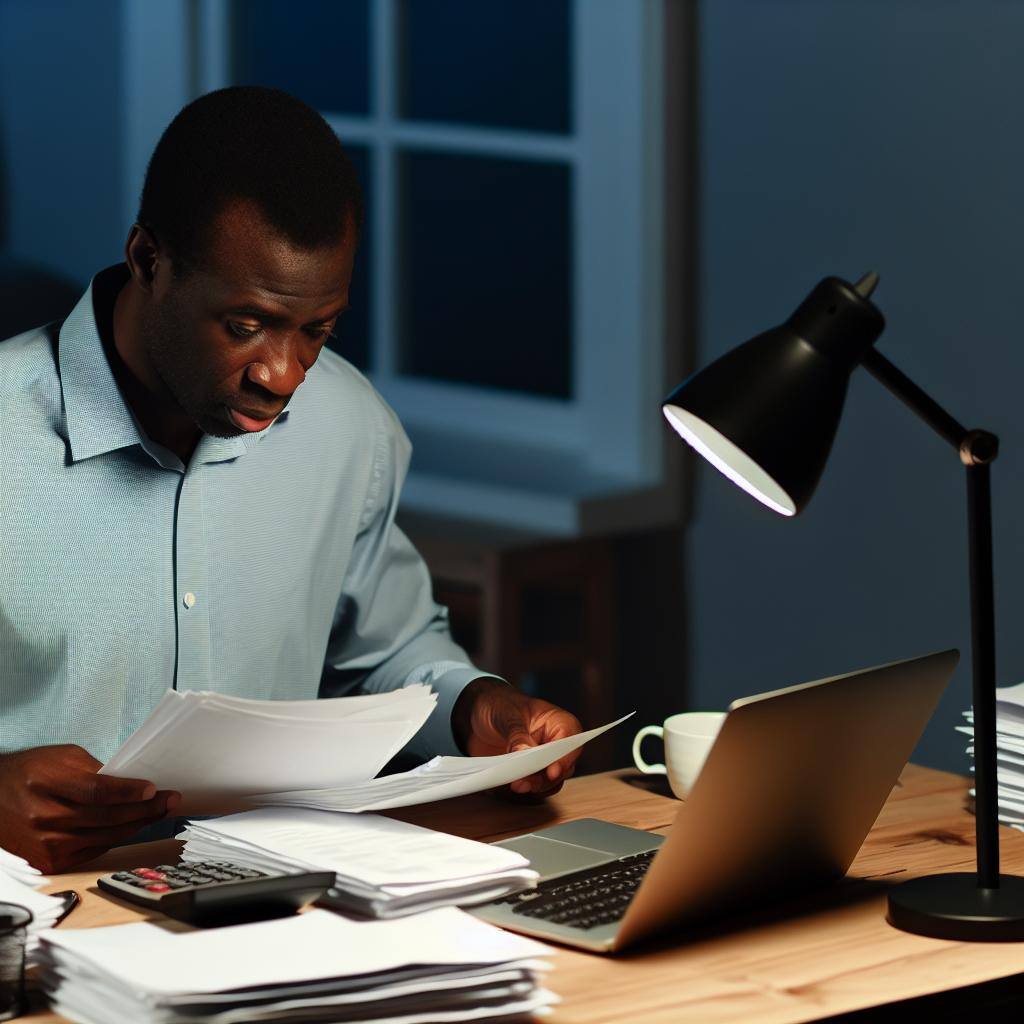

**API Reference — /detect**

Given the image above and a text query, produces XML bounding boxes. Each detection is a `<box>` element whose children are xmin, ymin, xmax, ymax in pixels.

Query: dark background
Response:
<box><xmin>2</xmin><ymin>0</ymin><xmax>1023</xmax><ymax>776</ymax></box>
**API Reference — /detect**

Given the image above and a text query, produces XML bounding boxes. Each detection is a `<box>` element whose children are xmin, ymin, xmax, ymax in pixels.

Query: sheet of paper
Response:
<box><xmin>0</xmin><ymin>871</ymin><xmax>64</xmax><ymax>955</ymax></box>
<box><xmin>0</xmin><ymin>846</ymin><xmax>44</xmax><ymax>888</ymax></box>
<box><xmin>180</xmin><ymin>807</ymin><xmax>530</xmax><ymax>887</ymax></box>
<box><xmin>40</xmin><ymin>908</ymin><xmax>553</xmax><ymax>996</ymax></box>
<box><xmin>100</xmin><ymin>687</ymin><xmax>436</xmax><ymax>799</ymax></box>
<box><xmin>48</xmin><ymin>989</ymin><xmax>557</xmax><ymax>1024</ymax></box>
<box><xmin>996</xmin><ymin>681</ymin><xmax>1024</xmax><ymax>710</ymax></box>
<box><xmin>252</xmin><ymin>712</ymin><xmax>633</xmax><ymax>812</ymax></box>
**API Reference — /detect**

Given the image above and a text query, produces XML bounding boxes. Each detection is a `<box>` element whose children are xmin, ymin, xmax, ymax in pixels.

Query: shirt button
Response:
<box><xmin>183</xmin><ymin>592</ymin><xmax>196</xmax><ymax>609</ymax></box>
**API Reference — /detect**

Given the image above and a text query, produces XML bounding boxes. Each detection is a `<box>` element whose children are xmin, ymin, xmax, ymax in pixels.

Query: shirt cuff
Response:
<box><xmin>402</xmin><ymin>664</ymin><xmax>508</xmax><ymax>758</ymax></box>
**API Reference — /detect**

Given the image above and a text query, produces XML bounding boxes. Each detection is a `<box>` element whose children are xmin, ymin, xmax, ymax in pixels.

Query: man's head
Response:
<box><xmin>139</xmin><ymin>86</ymin><xmax>362</xmax><ymax>274</ymax></box>
<box><xmin>121</xmin><ymin>87</ymin><xmax>362</xmax><ymax>442</ymax></box>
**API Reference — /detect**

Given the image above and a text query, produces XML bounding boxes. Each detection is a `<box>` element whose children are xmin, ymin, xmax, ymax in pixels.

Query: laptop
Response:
<box><xmin>470</xmin><ymin>649</ymin><xmax>958</xmax><ymax>953</ymax></box>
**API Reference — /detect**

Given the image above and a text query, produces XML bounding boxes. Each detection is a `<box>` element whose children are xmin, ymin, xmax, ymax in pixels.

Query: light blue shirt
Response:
<box><xmin>0</xmin><ymin>267</ymin><xmax>490</xmax><ymax>765</ymax></box>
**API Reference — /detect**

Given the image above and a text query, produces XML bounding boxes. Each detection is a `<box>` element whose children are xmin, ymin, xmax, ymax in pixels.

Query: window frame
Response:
<box><xmin>127</xmin><ymin>0</ymin><xmax>675</xmax><ymax>534</ymax></box>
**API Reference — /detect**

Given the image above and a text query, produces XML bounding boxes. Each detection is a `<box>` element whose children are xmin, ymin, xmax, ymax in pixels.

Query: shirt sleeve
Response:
<box><xmin>320</xmin><ymin>398</ymin><xmax>503</xmax><ymax>759</ymax></box>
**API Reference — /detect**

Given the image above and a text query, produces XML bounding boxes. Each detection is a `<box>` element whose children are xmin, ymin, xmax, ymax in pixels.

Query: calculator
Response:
<box><xmin>97</xmin><ymin>861</ymin><xmax>335</xmax><ymax>926</ymax></box>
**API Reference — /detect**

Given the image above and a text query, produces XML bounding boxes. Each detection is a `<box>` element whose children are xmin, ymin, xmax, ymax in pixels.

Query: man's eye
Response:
<box><xmin>227</xmin><ymin>321</ymin><xmax>261</xmax><ymax>338</ymax></box>
<box><xmin>306</xmin><ymin>325</ymin><xmax>337</xmax><ymax>341</ymax></box>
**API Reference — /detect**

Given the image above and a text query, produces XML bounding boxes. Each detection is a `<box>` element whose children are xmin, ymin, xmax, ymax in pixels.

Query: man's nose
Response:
<box><xmin>246</xmin><ymin>336</ymin><xmax>307</xmax><ymax>396</ymax></box>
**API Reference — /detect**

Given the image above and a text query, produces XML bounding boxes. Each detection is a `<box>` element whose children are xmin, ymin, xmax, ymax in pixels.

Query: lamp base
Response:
<box><xmin>887</xmin><ymin>873</ymin><xmax>1024</xmax><ymax>941</ymax></box>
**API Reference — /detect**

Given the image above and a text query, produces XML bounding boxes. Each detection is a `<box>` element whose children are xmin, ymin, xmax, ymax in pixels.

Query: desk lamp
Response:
<box><xmin>662</xmin><ymin>272</ymin><xmax>1024</xmax><ymax>940</ymax></box>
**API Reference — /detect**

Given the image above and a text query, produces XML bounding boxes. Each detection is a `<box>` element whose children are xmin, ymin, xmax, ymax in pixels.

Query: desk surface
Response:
<box><xmin>23</xmin><ymin>764</ymin><xmax>1024</xmax><ymax>1023</ymax></box>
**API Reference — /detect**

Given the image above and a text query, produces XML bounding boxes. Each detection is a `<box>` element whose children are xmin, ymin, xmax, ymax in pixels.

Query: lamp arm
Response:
<box><xmin>861</xmin><ymin>348</ymin><xmax>970</xmax><ymax>450</ymax></box>
<box><xmin>861</xmin><ymin>345</ymin><xmax>1001</xmax><ymax>888</ymax></box>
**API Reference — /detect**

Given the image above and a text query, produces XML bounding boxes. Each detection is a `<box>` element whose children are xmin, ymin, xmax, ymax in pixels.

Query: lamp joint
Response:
<box><xmin>960</xmin><ymin>429</ymin><xmax>999</xmax><ymax>466</ymax></box>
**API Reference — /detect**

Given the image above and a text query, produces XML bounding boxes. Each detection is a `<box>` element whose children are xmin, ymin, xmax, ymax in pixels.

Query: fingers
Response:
<box><xmin>28</xmin><ymin>813</ymin><xmax>172</xmax><ymax>874</ymax></box>
<box><xmin>506</xmin><ymin>706</ymin><xmax>582</xmax><ymax>795</ymax></box>
<box><xmin>546</xmin><ymin>749</ymin><xmax>582</xmax><ymax>782</ymax></box>
<box><xmin>47</xmin><ymin>771</ymin><xmax>157</xmax><ymax>807</ymax></box>
<box><xmin>504</xmin><ymin>720</ymin><xmax>537</xmax><ymax>755</ymax></box>
<box><xmin>68</xmin><ymin>816</ymin><xmax>170</xmax><ymax>850</ymax></box>
<box><xmin>510</xmin><ymin>754</ymin><xmax>578</xmax><ymax>796</ymax></box>
<box><xmin>41</xmin><ymin>791</ymin><xmax>180</xmax><ymax>830</ymax></box>
<box><xmin>511</xmin><ymin>765</ymin><xmax>572</xmax><ymax>796</ymax></box>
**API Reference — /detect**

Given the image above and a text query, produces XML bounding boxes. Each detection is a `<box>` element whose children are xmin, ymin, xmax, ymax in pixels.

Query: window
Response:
<box><xmin>130</xmin><ymin>0</ymin><xmax>674</xmax><ymax>533</ymax></box>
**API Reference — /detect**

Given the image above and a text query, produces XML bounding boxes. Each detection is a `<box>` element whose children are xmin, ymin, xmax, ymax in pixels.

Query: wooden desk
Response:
<box><xmin>23</xmin><ymin>765</ymin><xmax>1024</xmax><ymax>1023</ymax></box>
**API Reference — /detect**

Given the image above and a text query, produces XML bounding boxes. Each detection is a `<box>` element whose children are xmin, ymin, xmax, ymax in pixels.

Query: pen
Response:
<box><xmin>50</xmin><ymin>890</ymin><xmax>80</xmax><ymax>926</ymax></box>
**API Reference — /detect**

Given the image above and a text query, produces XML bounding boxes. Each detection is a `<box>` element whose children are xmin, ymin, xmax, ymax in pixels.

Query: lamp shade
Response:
<box><xmin>663</xmin><ymin>276</ymin><xmax>886</xmax><ymax>515</ymax></box>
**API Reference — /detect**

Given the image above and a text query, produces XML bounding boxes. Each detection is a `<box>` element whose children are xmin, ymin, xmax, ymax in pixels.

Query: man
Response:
<box><xmin>0</xmin><ymin>87</ymin><xmax>582</xmax><ymax>873</ymax></box>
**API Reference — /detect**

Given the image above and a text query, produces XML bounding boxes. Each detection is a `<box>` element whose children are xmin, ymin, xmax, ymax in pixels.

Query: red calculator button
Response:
<box><xmin>134</xmin><ymin>869</ymin><xmax>165</xmax><ymax>880</ymax></box>
<box><xmin>145</xmin><ymin>883</ymin><xmax>171</xmax><ymax>893</ymax></box>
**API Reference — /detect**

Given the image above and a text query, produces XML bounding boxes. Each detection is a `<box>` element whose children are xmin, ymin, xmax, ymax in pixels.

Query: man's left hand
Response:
<box><xmin>453</xmin><ymin>679</ymin><xmax>583</xmax><ymax>797</ymax></box>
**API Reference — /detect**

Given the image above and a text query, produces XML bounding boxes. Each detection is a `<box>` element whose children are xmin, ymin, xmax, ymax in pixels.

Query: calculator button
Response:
<box><xmin>145</xmin><ymin>884</ymin><xmax>170</xmax><ymax>893</ymax></box>
<box><xmin>112</xmin><ymin>873</ymin><xmax>134</xmax><ymax>881</ymax></box>
<box><xmin>133</xmin><ymin>869</ymin><xmax>166</xmax><ymax>880</ymax></box>
<box><xmin>166</xmin><ymin>879</ymin><xmax>190</xmax><ymax>889</ymax></box>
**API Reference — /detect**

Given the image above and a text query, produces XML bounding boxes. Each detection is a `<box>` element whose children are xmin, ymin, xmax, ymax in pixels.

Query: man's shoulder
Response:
<box><xmin>0</xmin><ymin>321</ymin><xmax>62</xmax><ymax>399</ymax></box>
<box><xmin>300</xmin><ymin>347</ymin><xmax>404</xmax><ymax>438</ymax></box>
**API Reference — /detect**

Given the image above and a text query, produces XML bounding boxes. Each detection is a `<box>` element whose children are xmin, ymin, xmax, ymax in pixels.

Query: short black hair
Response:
<box><xmin>138</xmin><ymin>86</ymin><xmax>362</xmax><ymax>271</ymax></box>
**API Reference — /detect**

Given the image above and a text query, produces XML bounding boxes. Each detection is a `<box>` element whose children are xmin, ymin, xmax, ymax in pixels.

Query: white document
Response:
<box><xmin>959</xmin><ymin>686</ymin><xmax>1024</xmax><ymax>832</ymax></box>
<box><xmin>0</xmin><ymin>866</ymin><xmax>64</xmax><ymax>956</ymax></box>
<box><xmin>40</xmin><ymin>908</ymin><xmax>551</xmax><ymax>994</ymax></box>
<box><xmin>39</xmin><ymin>907</ymin><xmax>558</xmax><ymax>1024</ymax></box>
<box><xmin>180</xmin><ymin>807</ymin><xmax>530</xmax><ymax>885</ymax></box>
<box><xmin>100</xmin><ymin>686</ymin><xmax>436</xmax><ymax>802</ymax></box>
<box><xmin>0</xmin><ymin>846</ymin><xmax>44</xmax><ymax>888</ymax></box>
<box><xmin>996</xmin><ymin>681</ymin><xmax>1024</xmax><ymax>711</ymax></box>
<box><xmin>178</xmin><ymin>807</ymin><xmax>538</xmax><ymax>916</ymax></box>
<box><xmin>252</xmin><ymin>713</ymin><xmax>633</xmax><ymax>812</ymax></box>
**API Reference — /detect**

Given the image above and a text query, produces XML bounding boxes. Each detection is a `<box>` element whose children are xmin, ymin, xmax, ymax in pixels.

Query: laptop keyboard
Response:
<box><xmin>493</xmin><ymin>850</ymin><xmax>656</xmax><ymax>930</ymax></box>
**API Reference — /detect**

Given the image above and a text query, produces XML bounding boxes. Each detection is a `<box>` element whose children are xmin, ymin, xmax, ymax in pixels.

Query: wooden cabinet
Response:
<box><xmin>402</xmin><ymin>515</ymin><xmax>618</xmax><ymax>771</ymax></box>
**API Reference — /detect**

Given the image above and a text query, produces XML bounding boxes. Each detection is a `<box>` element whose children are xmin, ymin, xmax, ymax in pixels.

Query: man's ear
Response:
<box><xmin>124</xmin><ymin>224</ymin><xmax>162</xmax><ymax>293</ymax></box>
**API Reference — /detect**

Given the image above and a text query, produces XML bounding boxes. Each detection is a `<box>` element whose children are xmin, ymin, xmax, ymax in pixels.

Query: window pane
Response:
<box><xmin>327</xmin><ymin>143</ymin><xmax>371</xmax><ymax>372</ymax></box>
<box><xmin>399</xmin><ymin>0</ymin><xmax>571</xmax><ymax>133</ymax></box>
<box><xmin>399</xmin><ymin>151</ymin><xmax>572</xmax><ymax>399</ymax></box>
<box><xmin>232</xmin><ymin>0</ymin><xmax>370</xmax><ymax>116</ymax></box>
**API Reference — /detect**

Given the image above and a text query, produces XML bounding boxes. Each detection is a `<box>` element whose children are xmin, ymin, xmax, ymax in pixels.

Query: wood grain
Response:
<box><xmin>21</xmin><ymin>764</ymin><xmax>1024</xmax><ymax>1023</ymax></box>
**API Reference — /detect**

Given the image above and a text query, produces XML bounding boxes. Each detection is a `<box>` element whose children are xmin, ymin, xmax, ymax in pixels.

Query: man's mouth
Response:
<box><xmin>226</xmin><ymin>405</ymin><xmax>280</xmax><ymax>432</ymax></box>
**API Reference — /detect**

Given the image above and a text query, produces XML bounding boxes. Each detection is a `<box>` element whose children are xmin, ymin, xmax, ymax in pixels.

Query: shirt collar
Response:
<box><xmin>59</xmin><ymin>267</ymin><xmax>287</xmax><ymax>466</ymax></box>
<box><xmin>59</xmin><ymin>271</ymin><xmax>144</xmax><ymax>463</ymax></box>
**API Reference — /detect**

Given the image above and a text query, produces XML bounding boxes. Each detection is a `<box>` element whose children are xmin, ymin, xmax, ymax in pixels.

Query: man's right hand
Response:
<box><xmin>0</xmin><ymin>745</ymin><xmax>181</xmax><ymax>873</ymax></box>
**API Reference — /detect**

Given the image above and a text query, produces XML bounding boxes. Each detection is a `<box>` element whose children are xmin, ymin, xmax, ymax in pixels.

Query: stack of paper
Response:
<box><xmin>100</xmin><ymin>685</ymin><xmax>437</xmax><ymax>806</ymax></box>
<box><xmin>104</xmin><ymin>685</ymin><xmax>630</xmax><ymax>813</ymax></box>
<box><xmin>0</xmin><ymin>847</ymin><xmax>45</xmax><ymax>888</ymax></box>
<box><xmin>0</xmin><ymin>846</ymin><xmax>65</xmax><ymax>957</ymax></box>
<box><xmin>178</xmin><ymin>807</ymin><xmax>537</xmax><ymax>917</ymax></box>
<box><xmin>958</xmin><ymin>681</ymin><xmax>1024</xmax><ymax>829</ymax></box>
<box><xmin>38</xmin><ymin>907</ymin><xmax>557</xmax><ymax>1024</ymax></box>
<box><xmin>250</xmin><ymin>715</ymin><xmax>631</xmax><ymax>813</ymax></box>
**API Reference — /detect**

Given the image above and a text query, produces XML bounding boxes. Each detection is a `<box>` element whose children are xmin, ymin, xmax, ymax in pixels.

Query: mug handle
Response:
<box><xmin>632</xmin><ymin>725</ymin><xmax>667</xmax><ymax>775</ymax></box>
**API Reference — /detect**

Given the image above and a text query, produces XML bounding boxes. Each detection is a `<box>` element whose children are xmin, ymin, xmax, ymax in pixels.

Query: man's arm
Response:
<box><xmin>321</xmin><ymin>401</ymin><xmax>582</xmax><ymax>793</ymax></box>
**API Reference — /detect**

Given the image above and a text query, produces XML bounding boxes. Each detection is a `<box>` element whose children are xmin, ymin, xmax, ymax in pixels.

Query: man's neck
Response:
<box><xmin>108</xmin><ymin>276</ymin><xmax>201</xmax><ymax>463</ymax></box>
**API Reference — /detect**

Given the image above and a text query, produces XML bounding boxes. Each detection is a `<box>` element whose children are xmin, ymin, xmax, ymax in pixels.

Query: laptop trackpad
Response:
<box><xmin>496</xmin><ymin>835</ymin><xmax>614</xmax><ymax>878</ymax></box>
<box><xmin>497</xmin><ymin>820</ymin><xmax>663</xmax><ymax>880</ymax></box>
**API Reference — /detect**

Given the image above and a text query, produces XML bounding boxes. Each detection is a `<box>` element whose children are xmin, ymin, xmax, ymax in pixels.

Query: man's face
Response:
<box><xmin>141</xmin><ymin>200</ymin><xmax>356</xmax><ymax>438</ymax></box>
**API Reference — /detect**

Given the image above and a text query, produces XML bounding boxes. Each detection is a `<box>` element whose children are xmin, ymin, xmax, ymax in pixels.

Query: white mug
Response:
<box><xmin>632</xmin><ymin>711</ymin><xmax>726</xmax><ymax>799</ymax></box>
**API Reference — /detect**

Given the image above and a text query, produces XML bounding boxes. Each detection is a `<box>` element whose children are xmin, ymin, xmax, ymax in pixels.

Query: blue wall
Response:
<box><xmin>690</xmin><ymin>0</ymin><xmax>1024</xmax><ymax>772</ymax></box>
<box><xmin>0</xmin><ymin>0</ymin><xmax>124</xmax><ymax>285</ymax></box>
<box><xmin>3</xmin><ymin>0</ymin><xmax>1022</xmax><ymax>773</ymax></box>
